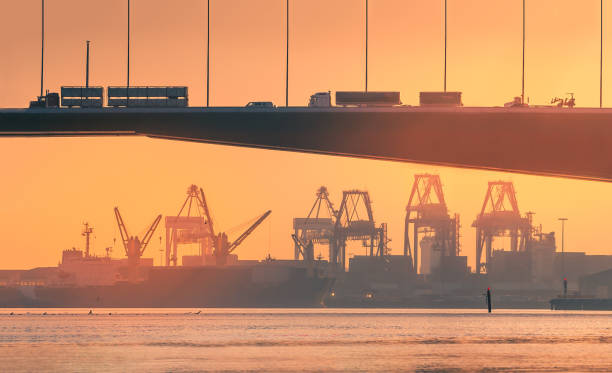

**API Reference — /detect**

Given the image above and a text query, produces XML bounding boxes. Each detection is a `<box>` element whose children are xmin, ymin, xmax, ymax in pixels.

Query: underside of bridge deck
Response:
<box><xmin>1</xmin><ymin>108</ymin><xmax>611</xmax><ymax>182</ymax></box>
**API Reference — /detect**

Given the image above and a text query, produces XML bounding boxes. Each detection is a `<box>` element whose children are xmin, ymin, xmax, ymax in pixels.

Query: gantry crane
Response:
<box><xmin>114</xmin><ymin>207</ymin><xmax>162</xmax><ymax>267</ymax></box>
<box><xmin>332</xmin><ymin>190</ymin><xmax>388</xmax><ymax>270</ymax></box>
<box><xmin>472</xmin><ymin>181</ymin><xmax>531</xmax><ymax>274</ymax></box>
<box><xmin>165</xmin><ymin>185</ymin><xmax>214</xmax><ymax>266</ymax></box>
<box><xmin>404</xmin><ymin>174</ymin><xmax>459</xmax><ymax>274</ymax></box>
<box><xmin>293</xmin><ymin>186</ymin><xmax>337</xmax><ymax>264</ymax></box>
<box><xmin>213</xmin><ymin>210</ymin><xmax>272</xmax><ymax>266</ymax></box>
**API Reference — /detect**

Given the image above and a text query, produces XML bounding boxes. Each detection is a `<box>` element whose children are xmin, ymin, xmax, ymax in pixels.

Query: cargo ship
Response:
<box><xmin>0</xmin><ymin>242</ymin><xmax>334</xmax><ymax>308</ymax></box>
<box><xmin>0</xmin><ymin>260</ymin><xmax>333</xmax><ymax>308</ymax></box>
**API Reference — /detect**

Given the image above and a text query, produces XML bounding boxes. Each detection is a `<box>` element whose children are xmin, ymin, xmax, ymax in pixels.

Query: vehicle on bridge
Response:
<box><xmin>336</xmin><ymin>91</ymin><xmax>401</xmax><ymax>107</ymax></box>
<box><xmin>504</xmin><ymin>96</ymin><xmax>528</xmax><ymax>108</ymax></box>
<box><xmin>308</xmin><ymin>91</ymin><xmax>402</xmax><ymax>108</ymax></box>
<box><xmin>419</xmin><ymin>91</ymin><xmax>463</xmax><ymax>107</ymax></box>
<box><xmin>308</xmin><ymin>92</ymin><xmax>332</xmax><ymax>107</ymax></box>
<box><xmin>108</xmin><ymin>86</ymin><xmax>188</xmax><ymax>108</ymax></box>
<box><xmin>29</xmin><ymin>91</ymin><xmax>59</xmax><ymax>109</ymax></box>
<box><xmin>61</xmin><ymin>86</ymin><xmax>103</xmax><ymax>108</ymax></box>
<box><xmin>246</xmin><ymin>101</ymin><xmax>275</xmax><ymax>108</ymax></box>
<box><xmin>551</xmin><ymin>93</ymin><xmax>576</xmax><ymax>108</ymax></box>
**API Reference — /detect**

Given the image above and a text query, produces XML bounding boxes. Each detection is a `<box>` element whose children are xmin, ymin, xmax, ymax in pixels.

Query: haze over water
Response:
<box><xmin>2</xmin><ymin>308</ymin><xmax>612</xmax><ymax>372</ymax></box>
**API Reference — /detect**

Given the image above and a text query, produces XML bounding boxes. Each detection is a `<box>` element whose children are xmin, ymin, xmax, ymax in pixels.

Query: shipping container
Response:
<box><xmin>107</xmin><ymin>86</ymin><xmax>188</xmax><ymax>108</ymax></box>
<box><xmin>61</xmin><ymin>86</ymin><xmax>103</xmax><ymax>108</ymax></box>
<box><xmin>419</xmin><ymin>91</ymin><xmax>463</xmax><ymax>107</ymax></box>
<box><xmin>335</xmin><ymin>91</ymin><xmax>401</xmax><ymax>107</ymax></box>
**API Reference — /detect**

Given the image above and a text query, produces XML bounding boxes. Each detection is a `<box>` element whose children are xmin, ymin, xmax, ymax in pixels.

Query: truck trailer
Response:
<box><xmin>336</xmin><ymin>91</ymin><xmax>401</xmax><ymax>107</ymax></box>
<box><xmin>308</xmin><ymin>91</ymin><xmax>401</xmax><ymax>108</ymax></box>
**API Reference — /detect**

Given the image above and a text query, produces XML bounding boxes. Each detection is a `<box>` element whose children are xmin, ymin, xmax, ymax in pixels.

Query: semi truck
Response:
<box><xmin>29</xmin><ymin>91</ymin><xmax>59</xmax><ymax>108</ymax></box>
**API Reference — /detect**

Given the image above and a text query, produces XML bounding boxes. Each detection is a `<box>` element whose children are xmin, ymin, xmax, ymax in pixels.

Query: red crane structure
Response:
<box><xmin>114</xmin><ymin>207</ymin><xmax>162</xmax><ymax>267</ymax></box>
<box><xmin>472</xmin><ymin>181</ymin><xmax>531</xmax><ymax>274</ymax></box>
<box><xmin>403</xmin><ymin>174</ymin><xmax>459</xmax><ymax>274</ymax></box>
<box><xmin>165</xmin><ymin>185</ymin><xmax>214</xmax><ymax>266</ymax></box>
<box><xmin>332</xmin><ymin>190</ymin><xmax>388</xmax><ymax>270</ymax></box>
<box><xmin>292</xmin><ymin>186</ymin><xmax>337</xmax><ymax>264</ymax></box>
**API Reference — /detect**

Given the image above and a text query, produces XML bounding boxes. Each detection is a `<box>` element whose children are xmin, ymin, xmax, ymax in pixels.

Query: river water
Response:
<box><xmin>2</xmin><ymin>308</ymin><xmax>612</xmax><ymax>372</ymax></box>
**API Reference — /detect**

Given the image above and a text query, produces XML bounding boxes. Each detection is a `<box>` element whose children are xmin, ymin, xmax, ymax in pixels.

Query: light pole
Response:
<box><xmin>559</xmin><ymin>217</ymin><xmax>568</xmax><ymax>279</ymax></box>
<box><xmin>601</xmin><ymin>0</ymin><xmax>604</xmax><ymax>108</ymax></box>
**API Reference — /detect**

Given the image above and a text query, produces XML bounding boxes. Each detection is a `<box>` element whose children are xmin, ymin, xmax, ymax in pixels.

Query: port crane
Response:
<box><xmin>333</xmin><ymin>190</ymin><xmax>388</xmax><ymax>270</ymax></box>
<box><xmin>293</xmin><ymin>186</ymin><xmax>337</xmax><ymax>263</ymax></box>
<box><xmin>114</xmin><ymin>207</ymin><xmax>162</xmax><ymax>267</ymax></box>
<box><xmin>213</xmin><ymin>210</ymin><xmax>272</xmax><ymax>266</ymax></box>
<box><xmin>165</xmin><ymin>185</ymin><xmax>214</xmax><ymax>266</ymax></box>
<box><xmin>404</xmin><ymin>174</ymin><xmax>459</xmax><ymax>274</ymax></box>
<box><xmin>472</xmin><ymin>181</ymin><xmax>531</xmax><ymax>274</ymax></box>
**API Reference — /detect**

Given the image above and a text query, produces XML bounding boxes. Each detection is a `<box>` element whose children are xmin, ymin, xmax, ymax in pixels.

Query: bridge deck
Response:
<box><xmin>1</xmin><ymin>106</ymin><xmax>611</xmax><ymax>181</ymax></box>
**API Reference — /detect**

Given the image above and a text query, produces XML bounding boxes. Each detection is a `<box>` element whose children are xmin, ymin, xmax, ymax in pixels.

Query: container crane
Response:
<box><xmin>213</xmin><ymin>210</ymin><xmax>272</xmax><ymax>266</ymax></box>
<box><xmin>333</xmin><ymin>190</ymin><xmax>387</xmax><ymax>270</ymax></box>
<box><xmin>472</xmin><ymin>181</ymin><xmax>531</xmax><ymax>274</ymax></box>
<box><xmin>404</xmin><ymin>174</ymin><xmax>459</xmax><ymax>274</ymax></box>
<box><xmin>293</xmin><ymin>186</ymin><xmax>336</xmax><ymax>262</ymax></box>
<box><xmin>165</xmin><ymin>185</ymin><xmax>214</xmax><ymax>266</ymax></box>
<box><xmin>114</xmin><ymin>207</ymin><xmax>162</xmax><ymax>267</ymax></box>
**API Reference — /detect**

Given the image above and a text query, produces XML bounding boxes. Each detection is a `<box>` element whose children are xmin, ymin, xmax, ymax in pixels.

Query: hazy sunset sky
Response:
<box><xmin>2</xmin><ymin>0</ymin><xmax>612</xmax><ymax>270</ymax></box>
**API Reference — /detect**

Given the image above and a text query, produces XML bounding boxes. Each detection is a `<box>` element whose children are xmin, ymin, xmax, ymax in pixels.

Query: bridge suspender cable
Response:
<box><xmin>127</xmin><ymin>0</ymin><xmax>130</xmax><ymax>107</ymax></box>
<box><xmin>601</xmin><ymin>0</ymin><xmax>604</xmax><ymax>108</ymax></box>
<box><xmin>522</xmin><ymin>0</ymin><xmax>526</xmax><ymax>105</ymax></box>
<box><xmin>286</xmin><ymin>0</ymin><xmax>289</xmax><ymax>107</ymax></box>
<box><xmin>40</xmin><ymin>0</ymin><xmax>44</xmax><ymax>98</ymax></box>
<box><xmin>365</xmin><ymin>0</ymin><xmax>368</xmax><ymax>93</ymax></box>
<box><xmin>207</xmin><ymin>0</ymin><xmax>210</xmax><ymax>107</ymax></box>
<box><xmin>444</xmin><ymin>0</ymin><xmax>447</xmax><ymax>92</ymax></box>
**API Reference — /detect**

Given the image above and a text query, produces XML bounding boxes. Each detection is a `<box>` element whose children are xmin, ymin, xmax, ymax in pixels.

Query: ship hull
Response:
<box><xmin>0</xmin><ymin>265</ymin><xmax>334</xmax><ymax>308</ymax></box>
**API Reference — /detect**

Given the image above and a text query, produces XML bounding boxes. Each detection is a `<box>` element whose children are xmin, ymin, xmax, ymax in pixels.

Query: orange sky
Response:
<box><xmin>2</xmin><ymin>0</ymin><xmax>612</xmax><ymax>270</ymax></box>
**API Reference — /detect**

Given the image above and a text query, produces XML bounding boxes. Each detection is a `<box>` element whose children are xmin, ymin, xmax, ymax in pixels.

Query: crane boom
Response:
<box><xmin>114</xmin><ymin>207</ymin><xmax>130</xmax><ymax>255</ymax></box>
<box><xmin>139</xmin><ymin>214</ymin><xmax>162</xmax><ymax>256</ymax></box>
<box><xmin>200</xmin><ymin>187</ymin><xmax>215</xmax><ymax>237</ymax></box>
<box><xmin>228</xmin><ymin>210</ymin><xmax>271</xmax><ymax>254</ymax></box>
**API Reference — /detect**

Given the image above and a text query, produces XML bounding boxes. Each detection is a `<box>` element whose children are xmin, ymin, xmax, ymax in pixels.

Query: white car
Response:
<box><xmin>246</xmin><ymin>101</ymin><xmax>275</xmax><ymax>108</ymax></box>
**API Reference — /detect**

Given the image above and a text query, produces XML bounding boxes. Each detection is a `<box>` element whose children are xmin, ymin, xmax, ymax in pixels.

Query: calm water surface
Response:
<box><xmin>1</xmin><ymin>308</ymin><xmax>612</xmax><ymax>372</ymax></box>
